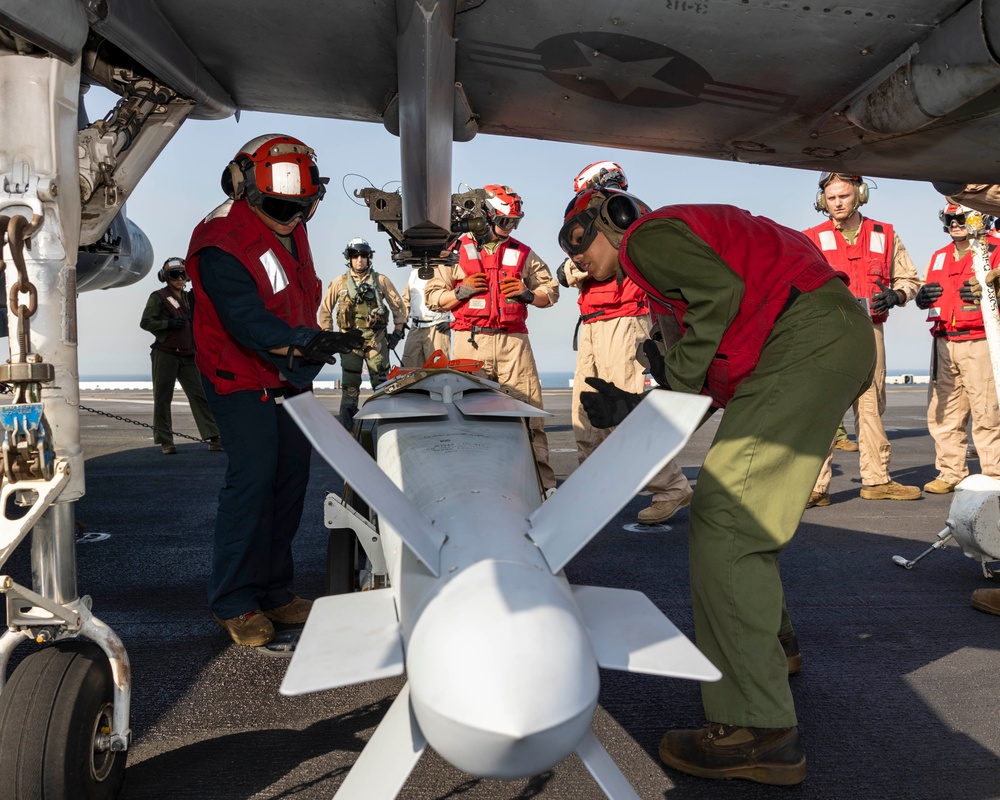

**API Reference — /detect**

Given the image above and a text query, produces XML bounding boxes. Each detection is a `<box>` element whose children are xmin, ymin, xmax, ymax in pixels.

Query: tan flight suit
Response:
<box><xmin>401</xmin><ymin>270</ymin><xmax>451</xmax><ymax>368</ymax></box>
<box><xmin>426</xmin><ymin>244</ymin><xmax>559</xmax><ymax>490</ymax></box>
<box><xmin>813</xmin><ymin>230</ymin><xmax>921</xmax><ymax>493</ymax></box>
<box><xmin>563</xmin><ymin>259</ymin><xmax>691</xmax><ymax>504</ymax></box>
<box><xmin>924</xmin><ymin>242</ymin><xmax>1000</xmax><ymax>483</ymax></box>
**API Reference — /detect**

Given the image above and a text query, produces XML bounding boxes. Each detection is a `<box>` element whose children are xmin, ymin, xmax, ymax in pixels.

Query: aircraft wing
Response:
<box><xmin>12</xmin><ymin>0</ymin><xmax>1000</xmax><ymax>184</ymax></box>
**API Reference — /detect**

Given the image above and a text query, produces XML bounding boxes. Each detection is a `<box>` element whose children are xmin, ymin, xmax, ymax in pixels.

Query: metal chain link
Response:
<box><xmin>78</xmin><ymin>403</ymin><xmax>210</xmax><ymax>443</ymax></box>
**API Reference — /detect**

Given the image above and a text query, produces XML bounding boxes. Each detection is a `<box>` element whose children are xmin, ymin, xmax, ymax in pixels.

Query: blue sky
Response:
<box><xmin>79</xmin><ymin>93</ymin><xmax>951</xmax><ymax>378</ymax></box>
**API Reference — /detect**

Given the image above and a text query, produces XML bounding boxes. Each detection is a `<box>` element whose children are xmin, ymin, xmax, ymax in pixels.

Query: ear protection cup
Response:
<box><xmin>221</xmin><ymin>162</ymin><xmax>243</xmax><ymax>199</ymax></box>
<box><xmin>156</xmin><ymin>267</ymin><xmax>166</xmax><ymax>282</ymax></box>
<box><xmin>602</xmin><ymin>193</ymin><xmax>641</xmax><ymax>231</ymax></box>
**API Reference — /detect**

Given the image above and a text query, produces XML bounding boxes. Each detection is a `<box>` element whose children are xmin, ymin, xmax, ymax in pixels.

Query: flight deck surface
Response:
<box><xmin>4</xmin><ymin>386</ymin><xmax>997</xmax><ymax>800</ymax></box>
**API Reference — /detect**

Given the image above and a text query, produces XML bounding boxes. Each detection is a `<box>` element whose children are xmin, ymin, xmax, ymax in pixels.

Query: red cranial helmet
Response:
<box><xmin>483</xmin><ymin>184</ymin><xmax>524</xmax><ymax>232</ymax></box>
<box><xmin>573</xmin><ymin>161</ymin><xmax>628</xmax><ymax>192</ymax></box>
<box><xmin>221</xmin><ymin>134</ymin><xmax>328</xmax><ymax>225</ymax></box>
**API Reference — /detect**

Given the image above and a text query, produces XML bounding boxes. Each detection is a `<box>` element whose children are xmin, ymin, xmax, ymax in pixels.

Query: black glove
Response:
<box><xmin>959</xmin><ymin>280</ymin><xmax>978</xmax><ymax>304</ymax></box>
<box><xmin>641</xmin><ymin>338</ymin><xmax>670</xmax><ymax>389</ymax></box>
<box><xmin>580</xmin><ymin>377</ymin><xmax>644</xmax><ymax>429</ymax></box>
<box><xmin>166</xmin><ymin>317</ymin><xmax>187</xmax><ymax>330</ymax></box>
<box><xmin>387</xmin><ymin>329</ymin><xmax>404</xmax><ymax>349</ymax></box>
<box><xmin>870</xmin><ymin>280</ymin><xmax>902</xmax><ymax>315</ymax></box>
<box><xmin>300</xmin><ymin>329</ymin><xmax>364</xmax><ymax>364</ymax></box>
<box><xmin>556</xmin><ymin>262</ymin><xmax>569</xmax><ymax>288</ymax></box>
<box><xmin>435</xmin><ymin>321</ymin><xmax>451</xmax><ymax>335</ymax></box>
<box><xmin>915</xmin><ymin>282</ymin><xmax>943</xmax><ymax>309</ymax></box>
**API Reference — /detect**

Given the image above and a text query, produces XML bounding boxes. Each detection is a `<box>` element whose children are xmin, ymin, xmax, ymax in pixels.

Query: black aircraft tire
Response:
<box><xmin>0</xmin><ymin>640</ymin><xmax>126</xmax><ymax>800</ymax></box>
<box><xmin>326</xmin><ymin>527</ymin><xmax>357</xmax><ymax>595</ymax></box>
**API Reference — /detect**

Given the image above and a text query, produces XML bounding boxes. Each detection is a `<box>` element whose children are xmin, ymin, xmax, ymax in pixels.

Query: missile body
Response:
<box><xmin>281</xmin><ymin>368</ymin><xmax>719</xmax><ymax>799</ymax></box>
<box><xmin>377</xmin><ymin>403</ymin><xmax>598</xmax><ymax>776</ymax></box>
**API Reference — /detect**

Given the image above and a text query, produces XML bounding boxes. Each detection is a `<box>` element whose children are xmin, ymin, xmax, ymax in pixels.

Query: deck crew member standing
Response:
<box><xmin>139</xmin><ymin>256</ymin><xmax>221</xmax><ymax>455</ymax></box>
<box><xmin>425</xmin><ymin>184</ymin><xmax>559</xmax><ymax>493</ymax></box>
<box><xmin>561</xmin><ymin>188</ymin><xmax>875</xmax><ymax>785</ymax></box>
<box><xmin>803</xmin><ymin>172</ymin><xmax>922</xmax><ymax>506</ymax></box>
<box><xmin>401</xmin><ymin>267</ymin><xmax>451</xmax><ymax>367</ymax></box>
<box><xmin>916</xmin><ymin>203</ymin><xmax>1000</xmax><ymax>493</ymax></box>
<box><xmin>319</xmin><ymin>238</ymin><xmax>406</xmax><ymax>428</ymax></box>
<box><xmin>560</xmin><ymin>161</ymin><xmax>692</xmax><ymax>524</ymax></box>
<box><xmin>187</xmin><ymin>134</ymin><xmax>362</xmax><ymax>647</ymax></box>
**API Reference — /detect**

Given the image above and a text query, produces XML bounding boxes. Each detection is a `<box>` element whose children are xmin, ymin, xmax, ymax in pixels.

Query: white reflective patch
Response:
<box><xmin>166</xmin><ymin>296</ymin><xmax>181</xmax><ymax>309</ymax></box>
<box><xmin>930</xmin><ymin>253</ymin><xmax>946</xmax><ymax>272</ymax></box>
<box><xmin>260</xmin><ymin>249</ymin><xmax>289</xmax><ymax>293</ymax></box>
<box><xmin>469</xmin><ymin>298</ymin><xmax>487</xmax><ymax>310</ymax></box>
<box><xmin>204</xmin><ymin>199</ymin><xmax>234</xmax><ymax>222</ymax></box>
<box><xmin>818</xmin><ymin>230</ymin><xmax>838</xmax><ymax>251</ymax></box>
<box><xmin>501</xmin><ymin>248</ymin><xmax>521</xmax><ymax>267</ymax></box>
<box><xmin>269</xmin><ymin>163</ymin><xmax>303</xmax><ymax>195</ymax></box>
<box><xmin>463</xmin><ymin>243</ymin><xmax>480</xmax><ymax>260</ymax></box>
<box><xmin>928</xmin><ymin>308</ymin><xmax>941</xmax><ymax>318</ymax></box>
<box><xmin>870</xmin><ymin>231</ymin><xmax>886</xmax><ymax>254</ymax></box>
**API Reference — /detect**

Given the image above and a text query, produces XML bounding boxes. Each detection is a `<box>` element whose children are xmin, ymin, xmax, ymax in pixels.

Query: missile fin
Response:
<box><xmin>332</xmin><ymin>683</ymin><xmax>426</xmax><ymax>800</ymax></box>
<box><xmin>280</xmin><ymin>591</ymin><xmax>403</xmax><ymax>695</ymax></box>
<box><xmin>284</xmin><ymin>392</ymin><xmax>444</xmax><ymax>576</ymax></box>
<box><xmin>572</xmin><ymin>585</ymin><xmax>721</xmax><ymax>681</ymax></box>
<box><xmin>575</xmin><ymin>729</ymin><xmax>641</xmax><ymax>800</ymax></box>
<box><xmin>529</xmin><ymin>390</ymin><xmax>710</xmax><ymax>573</ymax></box>
<box><xmin>355</xmin><ymin>391</ymin><xmax>449</xmax><ymax>419</ymax></box>
<box><xmin>453</xmin><ymin>389</ymin><xmax>552</xmax><ymax>418</ymax></box>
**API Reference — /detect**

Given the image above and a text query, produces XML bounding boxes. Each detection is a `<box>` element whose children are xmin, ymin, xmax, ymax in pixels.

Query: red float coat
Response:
<box><xmin>578</xmin><ymin>273</ymin><xmax>647</xmax><ymax>322</ymax></box>
<box><xmin>923</xmin><ymin>237</ymin><xmax>1000</xmax><ymax>341</ymax></box>
<box><xmin>450</xmin><ymin>234</ymin><xmax>531</xmax><ymax>334</ymax></box>
<box><xmin>802</xmin><ymin>217</ymin><xmax>894</xmax><ymax>324</ymax></box>
<box><xmin>619</xmin><ymin>204</ymin><xmax>844</xmax><ymax>407</ymax></box>
<box><xmin>186</xmin><ymin>199</ymin><xmax>321</xmax><ymax>394</ymax></box>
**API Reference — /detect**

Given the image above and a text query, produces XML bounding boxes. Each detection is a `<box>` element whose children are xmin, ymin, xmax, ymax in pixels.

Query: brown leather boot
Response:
<box><xmin>972</xmin><ymin>588</ymin><xmax>1000</xmax><ymax>616</ymax></box>
<box><xmin>213</xmin><ymin>611</ymin><xmax>274</xmax><ymax>646</ymax></box>
<box><xmin>659</xmin><ymin>723</ymin><xmax>806</xmax><ymax>785</ymax></box>
<box><xmin>806</xmin><ymin>491</ymin><xmax>830</xmax><ymax>508</ymax></box>
<box><xmin>262</xmin><ymin>596</ymin><xmax>313</xmax><ymax>625</ymax></box>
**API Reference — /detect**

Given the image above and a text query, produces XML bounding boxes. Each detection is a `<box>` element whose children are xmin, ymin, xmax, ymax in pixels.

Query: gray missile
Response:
<box><xmin>280</xmin><ymin>368</ymin><xmax>719</xmax><ymax>799</ymax></box>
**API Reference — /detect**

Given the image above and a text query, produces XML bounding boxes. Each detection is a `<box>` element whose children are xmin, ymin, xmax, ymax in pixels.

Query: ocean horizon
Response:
<box><xmin>80</xmin><ymin>371</ymin><xmax>580</xmax><ymax>389</ymax></box>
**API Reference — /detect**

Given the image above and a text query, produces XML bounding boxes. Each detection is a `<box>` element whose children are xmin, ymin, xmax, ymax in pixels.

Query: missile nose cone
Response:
<box><xmin>407</xmin><ymin>560</ymin><xmax>599</xmax><ymax>778</ymax></box>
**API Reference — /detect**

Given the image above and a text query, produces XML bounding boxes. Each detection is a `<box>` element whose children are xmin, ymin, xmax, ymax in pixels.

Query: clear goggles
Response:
<box><xmin>558</xmin><ymin>208</ymin><xmax>601</xmax><ymax>256</ymax></box>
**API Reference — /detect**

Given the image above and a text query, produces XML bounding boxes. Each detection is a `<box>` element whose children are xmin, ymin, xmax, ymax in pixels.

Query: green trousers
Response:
<box><xmin>340</xmin><ymin>332</ymin><xmax>389</xmax><ymax>414</ymax></box>
<box><xmin>150</xmin><ymin>349</ymin><xmax>219</xmax><ymax>445</ymax></box>
<box><xmin>690</xmin><ymin>279</ymin><xmax>875</xmax><ymax>728</ymax></box>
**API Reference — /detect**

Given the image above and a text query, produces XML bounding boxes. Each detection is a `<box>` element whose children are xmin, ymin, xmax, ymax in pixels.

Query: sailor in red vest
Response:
<box><xmin>803</xmin><ymin>173</ymin><xmax>922</xmax><ymax>506</ymax></box>
<box><xmin>186</xmin><ymin>134</ymin><xmax>362</xmax><ymax>647</ymax></box>
<box><xmin>425</xmin><ymin>184</ymin><xmax>560</xmax><ymax>493</ymax></box>
<box><xmin>559</xmin><ymin>161</ymin><xmax>692</xmax><ymax>524</ymax></box>
<box><xmin>928</xmin><ymin>187</ymin><xmax>1000</xmax><ymax>621</ymax></box>
<box><xmin>560</xmin><ymin>187</ymin><xmax>875</xmax><ymax>786</ymax></box>
<box><xmin>915</xmin><ymin>204</ymin><xmax>1000</xmax><ymax>494</ymax></box>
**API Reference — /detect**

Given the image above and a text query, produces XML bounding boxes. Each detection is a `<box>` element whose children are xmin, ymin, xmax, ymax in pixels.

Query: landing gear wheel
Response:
<box><xmin>0</xmin><ymin>640</ymin><xmax>126</xmax><ymax>800</ymax></box>
<box><xmin>326</xmin><ymin>527</ymin><xmax>359</xmax><ymax>595</ymax></box>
